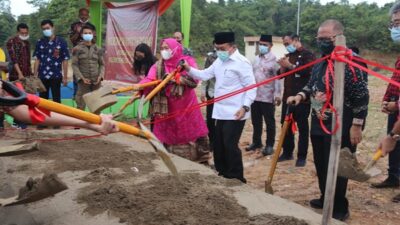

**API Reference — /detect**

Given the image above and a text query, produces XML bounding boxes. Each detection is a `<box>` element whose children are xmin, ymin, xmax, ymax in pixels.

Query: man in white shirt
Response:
<box><xmin>183</xmin><ymin>32</ymin><xmax>256</xmax><ymax>183</ymax></box>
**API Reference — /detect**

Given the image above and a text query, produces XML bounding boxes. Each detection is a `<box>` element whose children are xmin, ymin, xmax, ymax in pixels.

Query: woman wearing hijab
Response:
<box><xmin>140</xmin><ymin>38</ymin><xmax>209</xmax><ymax>163</ymax></box>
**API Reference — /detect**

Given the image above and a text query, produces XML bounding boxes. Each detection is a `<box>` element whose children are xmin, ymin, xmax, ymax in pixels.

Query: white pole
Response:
<box><xmin>297</xmin><ymin>0</ymin><xmax>301</xmax><ymax>35</ymax></box>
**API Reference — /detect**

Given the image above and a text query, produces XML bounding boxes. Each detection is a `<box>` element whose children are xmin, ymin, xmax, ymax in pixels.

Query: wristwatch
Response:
<box><xmin>242</xmin><ymin>106</ymin><xmax>250</xmax><ymax>112</ymax></box>
<box><xmin>389</xmin><ymin>131</ymin><xmax>400</xmax><ymax>141</ymax></box>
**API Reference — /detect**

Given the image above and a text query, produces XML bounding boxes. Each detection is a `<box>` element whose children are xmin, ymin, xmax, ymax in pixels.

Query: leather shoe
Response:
<box><xmin>245</xmin><ymin>143</ymin><xmax>262</xmax><ymax>151</ymax></box>
<box><xmin>309</xmin><ymin>198</ymin><xmax>323</xmax><ymax>209</ymax></box>
<box><xmin>277</xmin><ymin>154</ymin><xmax>294</xmax><ymax>162</ymax></box>
<box><xmin>332</xmin><ymin>211</ymin><xmax>350</xmax><ymax>221</ymax></box>
<box><xmin>370</xmin><ymin>175</ymin><xmax>400</xmax><ymax>189</ymax></box>
<box><xmin>295</xmin><ymin>158</ymin><xmax>306</xmax><ymax>167</ymax></box>
<box><xmin>392</xmin><ymin>193</ymin><xmax>400</xmax><ymax>203</ymax></box>
<box><xmin>262</xmin><ymin>146</ymin><xmax>274</xmax><ymax>156</ymax></box>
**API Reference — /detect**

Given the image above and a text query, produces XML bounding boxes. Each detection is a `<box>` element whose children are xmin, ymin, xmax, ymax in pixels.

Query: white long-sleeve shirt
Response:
<box><xmin>188</xmin><ymin>49</ymin><xmax>257</xmax><ymax>120</ymax></box>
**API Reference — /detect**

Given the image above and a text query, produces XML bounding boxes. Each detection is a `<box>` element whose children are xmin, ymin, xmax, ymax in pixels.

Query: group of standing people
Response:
<box><xmin>2</xmin><ymin>4</ymin><xmax>400</xmax><ymax>223</ymax></box>
<box><xmin>0</xmin><ymin>8</ymin><xmax>103</xmax><ymax>130</ymax></box>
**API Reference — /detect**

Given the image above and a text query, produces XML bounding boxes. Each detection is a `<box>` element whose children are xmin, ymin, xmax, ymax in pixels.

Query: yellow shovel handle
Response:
<box><xmin>372</xmin><ymin>149</ymin><xmax>383</xmax><ymax>161</ymax></box>
<box><xmin>117</xmin><ymin>93</ymin><xmax>141</xmax><ymax>114</ymax></box>
<box><xmin>37</xmin><ymin>98</ymin><xmax>152</xmax><ymax>139</ymax></box>
<box><xmin>111</xmin><ymin>80</ymin><xmax>161</xmax><ymax>95</ymax></box>
<box><xmin>145</xmin><ymin>71</ymin><xmax>177</xmax><ymax>101</ymax></box>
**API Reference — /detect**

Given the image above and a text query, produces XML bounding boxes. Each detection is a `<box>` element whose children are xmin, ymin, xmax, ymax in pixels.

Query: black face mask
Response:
<box><xmin>317</xmin><ymin>40</ymin><xmax>335</xmax><ymax>55</ymax></box>
<box><xmin>135</xmin><ymin>56</ymin><xmax>144</xmax><ymax>61</ymax></box>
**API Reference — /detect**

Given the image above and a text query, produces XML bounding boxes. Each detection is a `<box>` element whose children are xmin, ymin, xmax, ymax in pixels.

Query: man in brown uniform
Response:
<box><xmin>72</xmin><ymin>25</ymin><xmax>104</xmax><ymax>110</ymax></box>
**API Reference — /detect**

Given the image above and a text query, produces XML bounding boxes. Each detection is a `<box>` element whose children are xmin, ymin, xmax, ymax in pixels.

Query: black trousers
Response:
<box><xmin>281</xmin><ymin>103</ymin><xmax>311</xmax><ymax>159</ymax></box>
<box><xmin>213</xmin><ymin>120</ymin><xmax>245</xmax><ymax>181</ymax></box>
<box><xmin>206</xmin><ymin>95</ymin><xmax>216</xmax><ymax>150</ymax></box>
<box><xmin>387</xmin><ymin>113</ymin><xmax>400</xmax><ymax>179</ymax></box>
<box><xmin>39</xmin><ymin>78</ymin><xmax>62</xmax><ymax>103</ymax></box>
<box><xmin>251</xmin><ymin>101</ymin><xmax>275</xmax><ymax>147</ymax></box>
<box><xmin>310</xmin><ymin>135</ymin><xmax>355</xmax><ymax>214</ymax></box>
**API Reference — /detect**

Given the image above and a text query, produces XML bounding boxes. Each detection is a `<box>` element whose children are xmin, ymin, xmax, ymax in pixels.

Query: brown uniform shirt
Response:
<box><xmin>72</xmin><ymin>43</ymin><xmax>104</xmax><ymax>83</ymax></box>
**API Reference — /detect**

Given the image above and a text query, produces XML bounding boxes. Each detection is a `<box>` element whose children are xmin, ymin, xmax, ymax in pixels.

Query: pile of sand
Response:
<box><xmin>14</xmin><ymin>132</ymin><xmax>156</xmax><ymax>174</ymax></box>
<box><xmin>78</xmin><ymin>173</ymin><xmax>309</xmax><ymax>225</ymax></box>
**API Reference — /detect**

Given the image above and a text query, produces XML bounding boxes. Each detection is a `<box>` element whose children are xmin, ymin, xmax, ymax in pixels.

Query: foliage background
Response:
<box><xmin>0</xmin><ymin>0</ymin><xmax>397</xmax><ymax>56</ymax></box>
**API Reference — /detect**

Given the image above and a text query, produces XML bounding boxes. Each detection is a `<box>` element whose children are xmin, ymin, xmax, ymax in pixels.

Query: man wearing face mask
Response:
<box><xmin>246</xmin><ymin>34</ymin><xmax>281</xmax><ymax>156</ymax></box>
<box><xmin>6</xmin><ymin>23</ymin><xmax>33</xmax><ymax>129</ymax></box>
<box><xmin>277</xmin><ymin>32</ymin><xmax>315</xmax><ymax>167</ymax></box>
<box><xmin>183</xmin><ymin>32</ymin><xmax>257</xmax><ymax>183</ymax></box>
<box><xmin>371</xmin><ymin>2</ymin><xmax>400</xmax><ymax>200</ymax></box>
<box><xmin>70</xmin><ymin>8</ymin><xmax>96</xmax><ymax>100</ymax></box>
<box><xmin>70</xmin><ymin>8</ymin><xmax>96</xmax><ymax>47</ymax></box>
<box><xmin>34</xmin><ymin>19</ymin><xmax>70</xmax><ymax>128</ymax></box>
<box><xmin>72</xmin><ymin>25</ymin><xmax>104</xmax><ymax>110</ymax></box>
<box><xmin>287</xmin><ymin>20</ymin><xmax>369</xmax><ymax>221</ymax></box>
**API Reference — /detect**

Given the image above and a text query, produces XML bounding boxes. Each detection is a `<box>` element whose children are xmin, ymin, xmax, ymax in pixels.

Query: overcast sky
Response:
<box><xmin>10</xmin><ymin>0</ymin><xmax>397</xmax><ymax>17</ymax></box>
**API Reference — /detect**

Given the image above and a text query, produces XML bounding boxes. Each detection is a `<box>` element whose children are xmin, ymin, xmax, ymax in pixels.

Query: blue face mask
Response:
<box><xmin>259</xmin><ymin>45</ymin><xmax>269</xmax><ymax>55</ymax></box>
<box><xmin>217</xmin><ymin>50</ymin><xmax>230</xmax><ymax>62</ymax></box>
<box><xmin>286</xmin><ymin>44</ymin><xmax>296</xmax><ymax>53</ymax></box>
<box><xmin>391</xmin><ymin>27</ymin><xmax>400</xmax><ymax>42</ymax></box>
<box><xmin>82</xmin><ymin>34</ymin><xmax>93</xmax><ymax>42</ymax></box>
<box><xmin>43</xmin><ymin>29</ymin><xmax>52</xmax><ymax>37</ymax></box>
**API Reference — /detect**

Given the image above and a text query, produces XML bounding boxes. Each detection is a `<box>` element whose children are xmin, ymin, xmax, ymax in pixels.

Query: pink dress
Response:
<box><xmin>140</xmin><ymin>39</ymin><xmax>208</xmax><ymax>145</ymax></box>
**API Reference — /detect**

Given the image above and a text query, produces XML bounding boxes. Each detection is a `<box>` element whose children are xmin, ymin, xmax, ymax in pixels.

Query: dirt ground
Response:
<box><xmin>239</xmin><ymin>75</ymin><xmax>400</xmax><ymax>225</ymax></box>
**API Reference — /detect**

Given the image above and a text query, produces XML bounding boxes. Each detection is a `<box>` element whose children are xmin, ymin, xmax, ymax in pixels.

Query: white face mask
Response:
<box><xmin>80</xmin><ymin>19</ymin><xmax>88</xmax><ymax>23</ymax></box>
<box><xmin>161</xmin><ymin>49</ymin><xmax>172</xmax><ymax>60</ymax></box>
<box><xmin>19</xmin><ymin>35</ymin><xmax>29</xmax><ymax>41</ymax></box>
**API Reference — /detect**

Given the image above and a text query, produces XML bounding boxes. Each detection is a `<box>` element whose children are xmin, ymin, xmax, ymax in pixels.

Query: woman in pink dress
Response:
<box><xmin>140</xmin><ymin>38</ymin><xmax>209</xmax><ymax>163</ymax></box>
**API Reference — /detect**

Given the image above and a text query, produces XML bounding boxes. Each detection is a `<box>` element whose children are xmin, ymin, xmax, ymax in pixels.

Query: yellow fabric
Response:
<box><xmin>0</xmin><ymin>48</ymin><xmax>6</xmax><ymax>80</ymax></box>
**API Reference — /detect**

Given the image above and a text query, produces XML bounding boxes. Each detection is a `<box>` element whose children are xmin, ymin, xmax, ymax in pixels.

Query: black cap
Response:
<box><xmin>260</xmin><ymin>34</ymin><xmax>272</xmax><ymax>43</ymax></box>
<box><xmin>214</xmin><ymin>32</ymin><xmax>235</xmax><ymax>44</ymax></box>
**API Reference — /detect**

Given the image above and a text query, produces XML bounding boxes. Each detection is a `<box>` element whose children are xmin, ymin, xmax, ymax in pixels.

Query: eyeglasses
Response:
<box><xmin>315</xmin><ymin>36</ymin><xmax>336</xmax><ymax>42</ymax></box>
<box><xmin>389</xmin><ymin>21</ymin><xmax>400</xmax><ymax>29</ymax></box>
<box><xmin>259</xmin><ymin>43</ymin><xmax>268</xmax><ymax>46</ymax></box>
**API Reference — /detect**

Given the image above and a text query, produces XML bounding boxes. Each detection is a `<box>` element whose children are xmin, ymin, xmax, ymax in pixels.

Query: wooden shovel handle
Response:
<box><xmin>111</xmin><ymin>80</ymin><xmax>161</xmax><ymax>95</ymax></box>
<box><xmin>36</xmin><ymin>97</ymin><xmax>152</xmax><ymax>139</ymax></box>
<box><xmin>267</xmin><ymin>119</ymin><xmax>291</xmax><ymax>181</ymax></box>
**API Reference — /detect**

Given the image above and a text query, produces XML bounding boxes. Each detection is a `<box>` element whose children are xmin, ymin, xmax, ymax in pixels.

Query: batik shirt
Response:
<box><xmin>252</xmin><ymin>52</ymin><xmax>281</xmax><ymax>103</ymax></box>
<box><xmin>300</xmin><ymin>59</ymin><xmax>369</xmax><ymax>136</ymax></box>
<box><xmin>33</xmin><ymin>36</ymin><xmax>70</xmax><ymax>80</ymax></box>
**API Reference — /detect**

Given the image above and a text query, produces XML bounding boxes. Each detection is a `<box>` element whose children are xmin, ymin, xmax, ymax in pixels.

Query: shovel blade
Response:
<box><xmin>265</xmin><ymin>180</ymin><xmax>274</xmax><ymax>194</ymax></box>
<box><xmin>0</xmin><ymin>142</ymin><xmax>39</xmax><ymax>157</ymax></box>
<box><xmin>138</xmin><ymin>122</ymin><xmax>179</xmax><ymax>177</ymax></box>
<box><xmin>338</xmin><ymin>148</ymin><xmax>371</xmax><ymax>182</ymax></box>
<box><xmin>0</xmin><ymin>173</ymin><xmax>67</xmax><ymax>207</ymax></box>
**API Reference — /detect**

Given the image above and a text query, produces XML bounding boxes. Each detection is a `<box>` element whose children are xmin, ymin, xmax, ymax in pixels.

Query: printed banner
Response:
<box><xmin>105</xmin><ymin>1</ymin><xmax>159</xmax><ymax>83</ymax></box>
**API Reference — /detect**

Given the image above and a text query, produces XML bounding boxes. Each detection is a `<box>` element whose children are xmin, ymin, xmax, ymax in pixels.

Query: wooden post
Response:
<box><xmin>321</xmin><ymin>35</ymin><xmax>346</xmax><ymax>224</ymax></box>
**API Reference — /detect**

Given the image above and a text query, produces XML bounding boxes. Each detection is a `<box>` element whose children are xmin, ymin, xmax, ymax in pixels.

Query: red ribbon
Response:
<box><xmin>174</xmin><ymin>71</ymin><xmax>181</xmax><ymax>85</ymax></box>
<box><xmin>287</xmin><ymin>114</ymin><xmax>297</xmax><ymax>133</ymax></box>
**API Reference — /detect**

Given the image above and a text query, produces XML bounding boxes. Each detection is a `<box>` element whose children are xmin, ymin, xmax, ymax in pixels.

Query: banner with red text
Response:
<box><xmin>105</xmin><ymin>1</ymin><xmax>158</xmax><ymax>83</ymax></box>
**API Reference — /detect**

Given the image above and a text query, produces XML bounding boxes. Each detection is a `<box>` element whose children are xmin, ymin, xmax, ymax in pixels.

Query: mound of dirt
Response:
<box><xmin>78</xmin><ymin>173</ymin><xmax>308</xmax><ymax>225</ymax></box>
<box><xmin>15</xmin><ymin>132</ymin><xmax>156</xmax><ymax>174</ymax></box>
<box><xmin>80</xmin><ymin>167</ymin><xmax>126</xmax><ymax>183</ymax></box>
<box><xmin>338</xmin><ymin>147</ymin><xmax>370</xmax><ymax>182</ymax></box>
